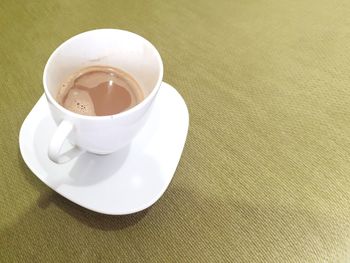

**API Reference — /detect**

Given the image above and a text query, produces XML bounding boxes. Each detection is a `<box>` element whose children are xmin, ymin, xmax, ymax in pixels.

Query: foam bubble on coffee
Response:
<box><xmin>63</xmin><ymin>88</ymin><xmax>96</xmax><ymax>115</ymax></box>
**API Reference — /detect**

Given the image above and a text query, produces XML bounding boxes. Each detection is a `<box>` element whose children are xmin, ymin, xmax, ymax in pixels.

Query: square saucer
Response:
<box><xmin>19</xmin><ymin>82</ymin><xmax>189</xmax><ymax>215</ymax></box>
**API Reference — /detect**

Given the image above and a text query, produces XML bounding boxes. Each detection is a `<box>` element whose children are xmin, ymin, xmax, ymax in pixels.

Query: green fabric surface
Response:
<box><xmin>1</xmin><ymin>0</ymin><xmax>350</xmax><ymax>262</ymax></box>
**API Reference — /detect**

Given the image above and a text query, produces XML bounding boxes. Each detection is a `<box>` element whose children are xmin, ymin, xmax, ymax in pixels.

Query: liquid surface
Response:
<box><xmin>56</xmin><ymin>66</ymin><xmax>144</xmax><ymax>116</ymax></box>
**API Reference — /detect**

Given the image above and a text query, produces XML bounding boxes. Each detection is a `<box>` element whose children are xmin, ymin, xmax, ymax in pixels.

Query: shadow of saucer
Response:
<box><xmin>18</xmin><ymin>149</ymin><xmax>48</xmax><ymax>194</ymax></box>
<box><xmin>37</xmin><ymin>191</ymin><xmax>149</xmax><ymax>230</ymax></box>
<box><xmin>18</xmin><ymin>149</ymin><xmax>148</xmax><ymax>230</ymax></box>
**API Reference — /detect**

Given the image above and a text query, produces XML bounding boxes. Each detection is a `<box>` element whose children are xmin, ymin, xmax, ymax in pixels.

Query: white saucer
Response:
<box><xmin>19</xmin><ymin>82</ymin><xmax>189</xmax><ymax>215</ymax></box>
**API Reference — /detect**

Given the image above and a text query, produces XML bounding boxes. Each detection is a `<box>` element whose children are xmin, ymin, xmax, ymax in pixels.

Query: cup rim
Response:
<box><xmin>43</xmin><ymin>28</ymin><xmax>163</xmax><ymax>120</ymax></box>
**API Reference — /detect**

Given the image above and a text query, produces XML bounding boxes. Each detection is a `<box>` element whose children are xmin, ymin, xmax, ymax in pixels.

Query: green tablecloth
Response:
<box><xmin>2</xmin><ymin>0</ymin><xmax>350</xmax><ymax>262</ymax></box>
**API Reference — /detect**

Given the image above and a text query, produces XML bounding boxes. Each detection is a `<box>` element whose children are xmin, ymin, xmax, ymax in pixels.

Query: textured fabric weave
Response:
<box><xmin>1</xmin><ymin>0</ymin><xmax>350</xmax><ymax>262</ymax></box>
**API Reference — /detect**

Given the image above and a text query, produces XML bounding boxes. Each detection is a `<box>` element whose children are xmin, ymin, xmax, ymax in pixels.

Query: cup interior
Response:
<box><xmin>44</xmin><ymin>29</ymin><xmax>163</xmax><ymax>106</ymax></box>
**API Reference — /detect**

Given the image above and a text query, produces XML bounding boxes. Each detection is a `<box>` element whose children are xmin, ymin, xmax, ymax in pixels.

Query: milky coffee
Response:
<box><xmin>56</xmin><ymin>66</ymin><xmax>144</xmax><ymax>116</ymax></box>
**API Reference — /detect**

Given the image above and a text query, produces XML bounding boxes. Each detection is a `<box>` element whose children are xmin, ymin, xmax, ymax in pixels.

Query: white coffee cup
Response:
<box><xmin>43</xmin><ymin>29</ymin><xmax>163</xmax><ymax>163</ymax></box>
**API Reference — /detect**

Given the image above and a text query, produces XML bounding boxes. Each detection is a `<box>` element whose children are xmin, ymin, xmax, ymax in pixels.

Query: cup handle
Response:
<box><xmin>48</xmin><ymin>120</ymin><xmax>84</xmax><ymax>163</ymax></box>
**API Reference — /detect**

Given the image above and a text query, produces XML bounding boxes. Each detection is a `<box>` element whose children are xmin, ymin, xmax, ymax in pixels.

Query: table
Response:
<box><xmin>1</xmin><ymin>0</ymin><xmax>350</xmax><ymax>262</ymax></box>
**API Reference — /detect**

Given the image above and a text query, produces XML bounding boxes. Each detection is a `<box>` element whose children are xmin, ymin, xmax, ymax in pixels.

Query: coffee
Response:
<box><xmin>56</xmin><ymin>66</ymin><xmax>144</xmax><ymax>116</ymax></box>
